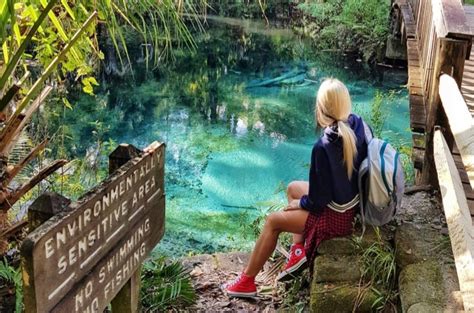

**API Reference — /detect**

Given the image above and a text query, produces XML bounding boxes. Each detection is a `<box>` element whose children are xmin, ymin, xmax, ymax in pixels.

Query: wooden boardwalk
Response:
<box><xmin>462</xmin><ymin>5</ymin><xmax>474</xmax><ymax>119</ymax></box>
<box><xmin>458</xmin><ymin>4</ymin><xmax>474</xmax><ymax>217</ymax></box>
<box><xmin>396</xmin><ymin>0</ymin><xmax>474</xmax><ymax>310</ymax></box>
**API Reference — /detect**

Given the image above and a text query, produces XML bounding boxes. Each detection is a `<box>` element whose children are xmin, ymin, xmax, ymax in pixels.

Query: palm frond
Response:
<box><xmin>96</xmin><ymin>0</ymin><xmax>206</xmax><ymax>69</ymax></box>
<box><xmin>141</xmin><ymin>258</ymin><xmax>196</xmax><ymax>311</ymax></box>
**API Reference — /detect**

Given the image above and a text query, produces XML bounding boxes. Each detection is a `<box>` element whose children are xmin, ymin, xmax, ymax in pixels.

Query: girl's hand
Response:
<box><xmin>285</xmin><ymin>199</ymin><xmax>301</xmax><ymax>211</ymax></box>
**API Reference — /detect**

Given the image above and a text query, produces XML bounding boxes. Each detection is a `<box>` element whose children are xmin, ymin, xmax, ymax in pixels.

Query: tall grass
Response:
<box><xmin>354</xmin><ymin>227</ymin><xmax>397</xmax><ymax>311</ymax></box>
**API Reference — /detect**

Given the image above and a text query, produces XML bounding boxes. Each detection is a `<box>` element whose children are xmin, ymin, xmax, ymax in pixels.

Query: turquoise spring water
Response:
<box><xmin>69</xmin><ymin>19</ymin><xmax>410</xmax><ymax>256</ymax></box>
<box><xmin>133</xmin><ymin>79</ymin><xmax>409</xmax><ymax>256</ymax></box>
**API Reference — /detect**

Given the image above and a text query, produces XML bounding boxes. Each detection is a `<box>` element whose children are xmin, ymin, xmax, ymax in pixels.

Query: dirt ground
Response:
<box><xmin>179</xmin><ymin>252</ymin><xmax>308</xmax><ymax>312</ymax></box>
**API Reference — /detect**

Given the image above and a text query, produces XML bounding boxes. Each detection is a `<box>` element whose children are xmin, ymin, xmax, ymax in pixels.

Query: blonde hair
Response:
<box><xmin>316</xmin><ymin>78</ymin><xmax>357</xmax><ymax>178</ymax></box>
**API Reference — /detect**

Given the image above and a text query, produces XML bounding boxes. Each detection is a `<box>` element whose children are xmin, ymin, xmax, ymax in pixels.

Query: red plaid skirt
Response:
<box><xmin>303</xmin><ymin>207</ymin><xmax>355</xmax><ymax>274</ymax></box>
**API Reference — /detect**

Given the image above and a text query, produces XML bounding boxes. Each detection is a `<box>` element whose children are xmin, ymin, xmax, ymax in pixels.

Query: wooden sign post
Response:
<box><xmin>21</xmin><ymin>142</ymin><xmax>165</xmax><ymax>313</ymax></box>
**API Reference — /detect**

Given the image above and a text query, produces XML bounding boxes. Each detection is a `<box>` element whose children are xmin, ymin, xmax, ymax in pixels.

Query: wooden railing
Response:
<box><xmin>436</xmin><ymin>74</ymin><xmax>474</xmax><ymax>311</ymax></box>
<box><xmin>404</xmin><ymin>0</ymin><xmax>472</xmax><ymax>184</ymax></box>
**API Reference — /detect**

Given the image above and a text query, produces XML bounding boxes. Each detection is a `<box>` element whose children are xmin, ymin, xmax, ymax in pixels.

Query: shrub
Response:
<box><xmin>297</xmin><ymin>0</ymin><xmax>391</xmax><ymax>62</ymax></box>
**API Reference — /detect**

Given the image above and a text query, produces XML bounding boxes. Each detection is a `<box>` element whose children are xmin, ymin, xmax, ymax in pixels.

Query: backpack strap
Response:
<box><xmin>362</xmin><ymin>121</ymin><xmax>373</xmax><ymax>144</ymax></box>
<box><xmin>358</xmin><ymin>167</ymin><xmax>367</xmax><ymax>235</ymax></box>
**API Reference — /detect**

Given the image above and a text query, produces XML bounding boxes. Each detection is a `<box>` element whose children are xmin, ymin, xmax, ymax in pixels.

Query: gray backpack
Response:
<box><xmin>358</xmin><ymin>122</ymin><xmax>404</xmax><ymax>227</ymax></box>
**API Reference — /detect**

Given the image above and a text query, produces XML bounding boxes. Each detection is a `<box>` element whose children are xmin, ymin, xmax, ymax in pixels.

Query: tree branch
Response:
<box><xmin>3</xmin><ymin>139</ymin><xmax>49</xmax><ymax>186</ymax></box>
<box><xmin>0</xmin><ymin>159</ymin><xmax>68</xmax><ymax>211</ymax></box>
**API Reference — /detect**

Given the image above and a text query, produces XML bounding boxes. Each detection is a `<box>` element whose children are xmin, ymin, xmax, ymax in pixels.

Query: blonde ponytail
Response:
<box><xmin>316</xmin><ymin>78</ymin><xmax>358</xmax><ymax>179</ymax></box>
<box><xmin>337</xmin><ymin>120</ymin><xmax>357</xmax><ymax>178</ymax></box>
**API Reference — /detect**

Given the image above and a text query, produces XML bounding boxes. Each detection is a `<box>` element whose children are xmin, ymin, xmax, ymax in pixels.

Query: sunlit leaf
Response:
<box><xmin>2</xmin><ymin>41</ymin><xmax>9</xmax><ymax>64</ymax></box>
<box><xmin>62</xmin><ymin>98</ymin><xmax>73</xmax><ymax>110</ymax></box>
<box><xmin>60</xmin><ymin>0</ymin><xmax>76</xmax><ymax>20</ymax></box>
<box><xmin>13</xmin><ymin>23</ymin><xmax>21</xmax><ymax>46</ymax></box>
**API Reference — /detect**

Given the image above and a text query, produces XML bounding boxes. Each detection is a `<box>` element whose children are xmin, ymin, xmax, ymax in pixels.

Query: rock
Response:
<box><xmin>395</xmin><ymin>223</ymin><xmax>448</xmax><ymax>267</ymax></box>
<box><xmin>310</xmin><ymin>283</ymin><xmax>378</xmax><ymax>313</ymax></box>
<box><xmin>317</xmin><ymin>237</ymin><xmax>355</xmax><ymax>255</ymax></box>
<box><xmin>317</xmin><ymin>227</ymin><xmax>383</xmax><ymax>255</ymax></box>
<box><xmin>407</xmin><ymin>302</ymin><xmax>443</xmax><ymax>313</ymax></box>
<box><xmin>399</xmin><ymin>261</ymin><xmax>444</xmax><ymax>312</ymax></box>
<box><xmin>396</xmin><ymin>191</ymin><xmax>443</xmax><ymax>225</ymax></box>
<box><xmin>314</xmin><ymin>255</ymin><xmax>361</xmax><ymax>283</ymax></box>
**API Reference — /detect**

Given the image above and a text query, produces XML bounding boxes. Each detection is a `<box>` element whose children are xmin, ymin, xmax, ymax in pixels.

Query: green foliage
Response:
<box><xmin>297</xmin><ymin>0</ymin><xmax>391</xmax><ymax>62</ymax></box>
<box><xmin>243</xmin><ymin>201</ymin><xmax>285</xmax><ymax>239</ymax></box>
<box><xmin>280</xmin><ymin>271</ymin><xmax>309</xmax><ymax>312</ymax></box>
<box><xmin>0</xmin><ymin>0</ymin><xmax>206</xmax><ymax>102</ymax></box>
<box><xmin>354</xmin><ymin>228</ymin><xmax>397</xmax><ymax>311</ymax></box>
<box><xmin>356</xmin><ymin>90</ymin><xmax>414</xmax><ymax>185</ymax></box>
<box><xmin>208</xmin><ymin>0</ymin><xmax>292</xmax><ymax>19</ymax></box>
<box><xmin>369</xmin><ymin>90</ymin><xmax>387</xmax><ymax>138</ymax></box>
<box><xmin>0</xmin><ymin>259</ymin><xmax>23</xmax><ymax>313</ymax></box>
<box><xmin>398</xmin><ymin>144</ymin><xmax>415</xmax><ymax>185</ymax></box>
<box><xmin>141</xmin><ymin>258</ymin><xmax>196</xmax><ymax>311</ymax></box>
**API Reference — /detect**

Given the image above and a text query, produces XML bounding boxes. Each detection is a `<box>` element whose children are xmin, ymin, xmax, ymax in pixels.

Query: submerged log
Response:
<box><xmin>246</xmin><ymin>69</ymin><xmax>306</xmax><ymax>88</ymax></box>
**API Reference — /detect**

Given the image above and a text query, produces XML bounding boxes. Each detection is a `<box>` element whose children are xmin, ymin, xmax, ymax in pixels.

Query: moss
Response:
<box><xmin>395</xmin><ymin>224</ymin><xmax>447</xmax><ymax>267</ymax></box>
<box><xmin>399</xmin><ymin>261</ymin><xmax>444</xmax><ymax>311</ymax></box>
<box><xmin>317</xmin><ymin>227</ymin><xmax>383</xmax><ymax>255</ymax></box>
<box><xmin>314</xmin><ymin>255</ymin><xmax>362</xmax><ymax>283</ymax></box>
<box><xmin>317</xmin><ymin>237</ymin><xmax>356</xmax><ymax>255</ymax></box>
<box><xmin>310</xmin><ymin>283</ymin><xmax>378</xmax><ymax>313</ymax></box>
<box><xmin>407</xmin><ymin>303</ymin><xmax>443</xmax><ymax>313</ymax></box>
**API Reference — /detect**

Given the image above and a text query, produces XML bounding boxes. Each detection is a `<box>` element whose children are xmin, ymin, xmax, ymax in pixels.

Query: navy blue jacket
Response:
<box><xmin>299</xmin><ymin>114</ymin><xmax>368</xmax><ymax>214</ymax></box>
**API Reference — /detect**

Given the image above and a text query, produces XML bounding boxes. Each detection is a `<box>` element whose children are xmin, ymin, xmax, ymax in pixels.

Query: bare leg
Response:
<box><xmin>244</xmin><ymin>209</ymin><xmax>309</xmax><ymax>277</ymax></box>
<box><xmin>287</xmin><ymin>181</ymin><xmax>309</xmax><ymax>244</ymax></box>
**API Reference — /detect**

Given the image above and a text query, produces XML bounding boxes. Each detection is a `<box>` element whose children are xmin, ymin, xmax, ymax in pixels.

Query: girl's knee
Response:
<box><xmin>287</xmin><ymin>181</ymin><xmax>299</xmax><ymax>197</ymax></box>
<box><xmin>265</xmin><ymin>212</ymin><xmax>280</xmax><ymax>231</ymax></box>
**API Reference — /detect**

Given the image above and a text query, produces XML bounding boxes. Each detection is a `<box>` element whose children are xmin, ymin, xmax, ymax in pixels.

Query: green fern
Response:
<box><xmin>0</xmin><ymin>258</ymin><xmax>23</xmax><ymax>313</ymax></box>
<box><xmin>141</xmin><ymin>258</ymin><xmax>196</xmax><ymax>311</ymax></box>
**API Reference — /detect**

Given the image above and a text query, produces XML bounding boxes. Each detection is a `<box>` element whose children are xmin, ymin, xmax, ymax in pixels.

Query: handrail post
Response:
<box><xmin>421</xmin><ymin>37</ymin><xmax>470</xmax><ymax>185</ymax></box>
<box><xmin>109</xmin><ymin>144</ymin><xmax>143</xmax><ymax>313</ymax></box>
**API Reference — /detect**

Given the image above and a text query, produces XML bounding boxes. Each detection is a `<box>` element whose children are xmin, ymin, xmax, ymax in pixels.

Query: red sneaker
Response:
<box><xmin>277</xmin><ymin>243</ymin><xmax>307</xmax><ymax>281</ymax></box>
<box><xmin>222</xmin><ymin>272</ymin><xmax>257</xmax><ymax>298</ymax></box>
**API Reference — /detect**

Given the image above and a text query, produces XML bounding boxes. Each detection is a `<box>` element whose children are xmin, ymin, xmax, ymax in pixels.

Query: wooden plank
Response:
<box><xmin>463</xmin><ymin>5</ymin><xmax>474</xmax><ymax>29</ymax></box>
<box><xmin>463</xmin><ymin>181</ymin><xmax>474</xmax><ymax>200</ymax></box>
<box><xmin>21</xmin><ymin>144</ymin><xmax>165</xmax><ymax>313</ymax></box>
<box><xmin>434</xmin><ymin>129</ymin><xmax>474</xmax><ymax>311</ymax></box>
<box><xmin>468</xmin><ymin>199</ymin><xmax>474</xmax><ymax>216</ymax></box>
<box><xmin>410</xmin><ymin>94</ymin><xmax>426</xmax><ymax>131</ymax></box>
<box><xmin>397</xmin><ymin>1</ymin><xmax>417</xmax><ymax>37</ymax></box>
<box><xmin>439</xmin><ymin>74</ymin><xmax>474</xmax><ymax>190</ymax></box>
<box><xmin>432</xmin><ymin>0</ymin><xmax>473</xmax><ymax>39</ymax></box>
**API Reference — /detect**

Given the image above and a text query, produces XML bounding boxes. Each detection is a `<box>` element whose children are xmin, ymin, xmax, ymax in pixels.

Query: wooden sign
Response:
<box><xmin>21</xmin><ymin>142</ymin><xmax>165</xmax><ymax>313</ymax></box>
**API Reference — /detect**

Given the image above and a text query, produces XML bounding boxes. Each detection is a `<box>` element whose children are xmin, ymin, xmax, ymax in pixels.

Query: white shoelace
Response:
<box><xmin>225</xmin><ymin>274</ymin><xmax>243</xmax><ymax>289</ymax></box>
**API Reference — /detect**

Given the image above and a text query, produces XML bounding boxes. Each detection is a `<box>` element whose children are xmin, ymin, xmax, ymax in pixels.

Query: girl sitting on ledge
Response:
<box><xmin>223</xmin><ymin>78</ymin><xmax>369</xmax><ymax>297</ymax></box>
